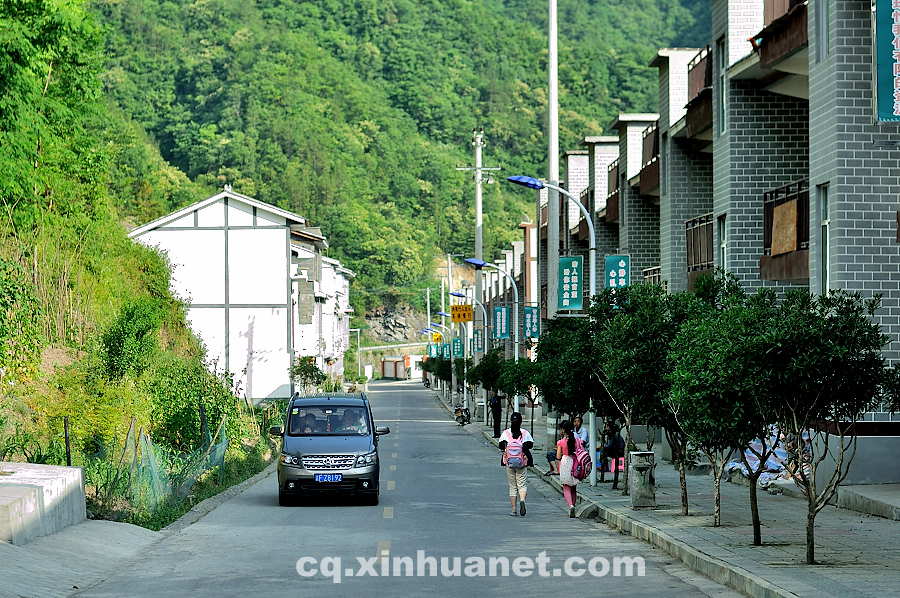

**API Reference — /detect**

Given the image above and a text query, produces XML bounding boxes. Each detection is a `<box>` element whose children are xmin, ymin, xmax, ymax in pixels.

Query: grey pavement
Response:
<box><xmin>453</xmin><ymin>392</ymin><xmax>900</xmax><ymax>598</ymax></box>
<box><xmin>71</xmin><ymin>380</ymin><xmax>737</xmax><ymax>598</ymax></box>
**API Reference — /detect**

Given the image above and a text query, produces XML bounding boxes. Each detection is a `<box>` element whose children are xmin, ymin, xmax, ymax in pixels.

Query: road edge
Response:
<box><xmin>161</xmin><ymin>462</ymin><xmax>277</xmax><ymax>535</ymax></box>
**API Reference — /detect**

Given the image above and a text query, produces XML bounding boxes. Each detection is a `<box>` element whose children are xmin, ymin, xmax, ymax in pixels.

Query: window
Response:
<box><xmin>288</xmin><ymin>405</ymin><xmax>370</xmax><ymax>436</ymax></box>
<box><xmin>717</xmin><ymin>214</ymin><xmax>728</xmax><ymax>269</ymax></box>
<box><xmin>716</xmin><ymin>36</ymin><xmax>727</xmax><ymax>135</ymax></box>
<box><xmin>815</xmin><ymin>0</ymin><xmax>831</xmax><ymax>63</ymax></box>
<box><xmin>818</xmin><ymin>184</ymin><xmax>830</xmax><ymax>294</ymax></box>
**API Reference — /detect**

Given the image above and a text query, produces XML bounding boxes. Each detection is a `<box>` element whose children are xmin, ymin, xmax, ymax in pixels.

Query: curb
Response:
<box><xmin>162</xmin><ymin>462</ymin><xmax>276</xmax><ymax>535</ymax></box>
<box><xmin>464</xmin><ymin>414</ymin><xmax>796</xmax><ymax>598</ymax></box>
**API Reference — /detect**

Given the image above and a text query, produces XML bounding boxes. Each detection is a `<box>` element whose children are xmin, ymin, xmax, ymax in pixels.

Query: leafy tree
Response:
<box><xmin>668</xmin><ymin>290</ymin><xmax>779</xmax><ymax>530</ymax></box>
<box><xmin>289</xmin><ymin>358</ymin><xmax>327</xmax><ymax>394</ymax></box>
<box><xmin>467</xmin><ymin>348</ymin><xmax>504</xmax><ymax>395</ymax></box>
<box><xmin>590</xmin><ymin>284</ymin><xmax>702</xmax><ymax>498</ymax></box>
<box><xmin>768</xmin><ymin>290</ymin><xmax>897</xmax><ymax>563</ymax></box>
<box><xmin>533</xmin><ymin>317</ymin><xmax>608</xmax><ymax>419</ymax></box>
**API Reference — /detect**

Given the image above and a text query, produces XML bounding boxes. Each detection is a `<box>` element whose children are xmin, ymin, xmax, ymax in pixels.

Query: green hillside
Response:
<box><xmin>92</xmin><ymin>0</ymin><xmax>708</xmax><ymax>311</ymax></box>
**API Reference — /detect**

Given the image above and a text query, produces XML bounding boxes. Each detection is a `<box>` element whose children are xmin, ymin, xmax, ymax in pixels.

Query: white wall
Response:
<box><xmin>134</xmin><ymin>195</ymin><xmax>294</xmax><ymax>400</ymax></box>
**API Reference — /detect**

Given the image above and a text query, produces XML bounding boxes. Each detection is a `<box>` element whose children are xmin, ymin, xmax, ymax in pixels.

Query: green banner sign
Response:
<box><xmin>452</xmin><ymin>337</ymin><xmax>463</xmax><ymax>358</ymax></box>
<box><xmin>605</xmin><ymin>255</ymin><xmax>631</xmax><ymax>289</ymax></box>
<box><xmin>493</xmin><ymin>306</ymin><xmax>510</xmax><ymax>339</ymax></box>
<box><xmin>523</xmin><ymin>306</ymin><xmax>540</xmax><ymax>338</ymax></box>
<box><xmin>874</xmin><ymin>0</ymin><xmax>900</xmax><ymax>121</ymax></box>
<box><xmin>558</xmin><ymin>256</ymin><xmax>583</xmax><ymax>310</ymax></box>
<box><xmin>427</xmin><ymin>343</ymin><xmax>437</xmax><ymax>358</ymax></box>
<box><xmin>473</xmin><ymin>329</ymin><xmax>484</xmax><ymax>353</ymax></box>
<box><xmin>442</xmin><ymin>343</ymin><xmax>451</xmax><ymax>359</ymax></box>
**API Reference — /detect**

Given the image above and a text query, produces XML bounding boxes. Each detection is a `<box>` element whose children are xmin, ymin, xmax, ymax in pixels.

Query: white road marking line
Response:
<box><xmin>389</xmin><ymin>464</ymin><xmax>397</xmax><ymax>472</ymax></box>
<box><xmin>391</xmin><ymin>452</ymin><xmax>398</xmax><ymax>458</ymax></box>
<box><xmin>377</xmin><ymin>540</ymin><xmax>391</xmax><ymax>558</ymax></box>
<box><xmin>386</xmin><ymin>480</ymin><xmax>396</xmax><ymax>491</ymax></box>
<box><xmin>382</xmin><ymin>507</ymin><xmax>394</xmax><ymax>519</ymax></box>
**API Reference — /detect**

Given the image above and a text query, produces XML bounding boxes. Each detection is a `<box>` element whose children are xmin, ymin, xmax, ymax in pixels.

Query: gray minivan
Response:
<box><xmin>269</xmin><ymin>393</ymin><xmax>389</xmax><ymax>506</ymax></box>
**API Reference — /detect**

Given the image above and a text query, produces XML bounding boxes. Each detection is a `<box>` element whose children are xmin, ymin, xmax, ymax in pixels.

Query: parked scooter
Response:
<box><xmin>423</xmin><ymin>378</ymin><xmax>431</xmax><ymax>389</ymax></box>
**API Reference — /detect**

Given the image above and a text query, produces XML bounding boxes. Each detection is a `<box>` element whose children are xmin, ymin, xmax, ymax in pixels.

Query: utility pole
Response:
<box><xmin>547</xmin><ymin>0</ymin><xmax>560</xmax><ymax>319</ymax></box>
<box><xmin>447</xmin><ymin>253</ymin><xmax>455</xmax><ymax>400</ymax></box>
<box><xmin>456</xmin><ymin>130</ymin><xmax>499</xmax><ymax>407</ymax></box>
<box><xmin>426</xmin><ymin>287</ymin><xmax>433</xmax><ymax>389</ymax></box>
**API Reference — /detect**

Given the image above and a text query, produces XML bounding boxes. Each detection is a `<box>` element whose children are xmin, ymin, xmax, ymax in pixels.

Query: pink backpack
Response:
<box><xmin>571</xmin><ymin>439</ymin><xmax>592</xmax><ymax>480</ymax></box>
<box><xmin>505</xmin><ymin>434</ymin><xmax>526</xmax><ymax>468</ymax></box>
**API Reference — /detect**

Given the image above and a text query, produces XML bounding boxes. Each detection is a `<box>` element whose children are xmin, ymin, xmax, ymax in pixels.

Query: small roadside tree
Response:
<box><xmin>769</xmin><ymin>290</ymin><xmax>895</xmax><ymax>564</ymax></box>
<box><xmin>589</xmin><ymin>284</ymin><xmax>701</xmax><ymax>500</ymax></box>
<box><xmin>289</xmin><ymin>357</ymin><xmax>326</xmax><ymax>394</ymax></box>
<box><xmin>467</xmin><ymin>348</ymin><xmax>504</xmax><ymax>396</ymax></box>
<box><xmin>533</xmin><ymin>317</ymin><xmax>604</xmax><ymax>419</ymax></box>
<box><xmin>667</xmin><ymin>289</ymin><xmax>778</xmax><ymax>530</ymax></box>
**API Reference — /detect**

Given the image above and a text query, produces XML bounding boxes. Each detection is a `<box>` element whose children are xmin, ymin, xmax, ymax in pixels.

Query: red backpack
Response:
<box><xmin>571</xmin><ymin>439</ymin><xmax>592</xmax><ymax>481</ymax></box>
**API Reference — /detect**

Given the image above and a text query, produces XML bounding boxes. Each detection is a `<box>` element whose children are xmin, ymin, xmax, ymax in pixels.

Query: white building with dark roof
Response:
<box><xmin>129</xmin><ymin>186</ymin><xmax>351</xmax><ymax>400</ymax></box>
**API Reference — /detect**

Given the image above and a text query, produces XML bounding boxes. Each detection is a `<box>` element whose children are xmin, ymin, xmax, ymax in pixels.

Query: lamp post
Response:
<box><xmin>464</xmin><ymin>258</ymin><xmax>520</xmax><ymax>411</ymax></box>
<box><xmin>451</xmin><ymin>290</ymin><xmax>489</xmax><ymax>422</ymax></box>
<box><xmin>507</xmin><ymin>174</ymin><xmax>599</xmax><ymax>485</ymax></box>
<box><xmin>430</xmin><ymin>320</ymin><xmax>452</xmax><ymax>401</ymax></box>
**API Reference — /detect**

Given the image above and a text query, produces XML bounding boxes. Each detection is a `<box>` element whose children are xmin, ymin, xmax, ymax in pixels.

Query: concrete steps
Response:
<box><xmin>0</xmin><ymin>462</ymin><xmax>87</xmax><ymax>545</ymax></box>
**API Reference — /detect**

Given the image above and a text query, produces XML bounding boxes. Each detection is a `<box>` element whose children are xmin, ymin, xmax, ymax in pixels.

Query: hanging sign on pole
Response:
<box><xmin>558</xmin><ymin>256</ymin><xmax>583</xmax><ymax>310</ymax></box>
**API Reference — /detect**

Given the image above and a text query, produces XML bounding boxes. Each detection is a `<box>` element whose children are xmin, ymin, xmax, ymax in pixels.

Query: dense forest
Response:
<box><xmin>93</xmin><ymin>0</ymin><xmax>708</xmax><ymax>311</ymax></box>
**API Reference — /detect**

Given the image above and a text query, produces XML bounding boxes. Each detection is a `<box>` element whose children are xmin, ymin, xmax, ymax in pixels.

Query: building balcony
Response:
<box><xmin>760</xmin><ymin>179</ymin><xmax>809</xmax><ymax>281</ymax></box>
<box><xmin>685</xmin><ymin>213</ymin><xmax>714</xmax><ymax>290</ymax></box>
<box><xmin>639</xmin><ymin>123</ymin><xmax>660</xmax><ymax>198</ymax></box>
<box><xmin>603</xmin><ymin>159</ymin><xmax>620</xmax><ymax>223</ymax></box>
<box><xmin>758</xmin><ymin>0</ymin><xmax>808</xmax><ymax>69</ymax></box>
<box><xmin>643</xmin><ymin>266</ymin><xmax>662</xmax><ymax>286</ymax></box>
<box><xmin>684</xmin><ymin>47</ymin><xmax>713</xmax><ymax>141</ymax></box>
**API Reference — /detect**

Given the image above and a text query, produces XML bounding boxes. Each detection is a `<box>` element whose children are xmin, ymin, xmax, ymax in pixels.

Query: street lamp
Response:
<box><xmin>464</xmin><ymin>257</ymin><xmax>521</xmax><ymax>411</ymax></box>
<box><xmin>452</xmin><ymin>289</ymin><xmax>489</xmax><ymax>420</ymax></box>
<box><xmin>507</xmin><ymin>175</ymin><xmax>600</xmax><ymax>485</ymax></box>
<box><xmin>507</xmin><ymin>175</ymin><xmax>597</xmax><ymax>299</ymax></box>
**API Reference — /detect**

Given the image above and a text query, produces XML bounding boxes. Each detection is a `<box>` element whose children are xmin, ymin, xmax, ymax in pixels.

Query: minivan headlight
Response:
<box><xmin>281</xmin><ymin>453</ymin><xmax>300</xmax><ymax>465</ymax></box>
<box><xmin>355</xmin><ymin>451</ymin><xmax>377</xmax><ymax>467</ymax></box>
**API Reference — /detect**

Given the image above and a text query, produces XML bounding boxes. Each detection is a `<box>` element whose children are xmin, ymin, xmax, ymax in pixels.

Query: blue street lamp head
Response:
<box><xmin>430</xmin><ymin>322</ymin><xmax>442</xmax><ymax>329</ymax></box>
<box><xmin>465</xmin><ymin>257</ymin><xmax>488</xmax><ymax>269</ymax></box>
<box><xmin>507</xmin><ymin>175</ymin><xmax>545</xmax><ymax>190</ymax></box>
<box><xmin>449</xmin><ymin>291</ymin><xmax>465</xmax><ymax>298</ymax></box>
<box><xmin>437</xmin><ymin>311</ymin><xmax>451</xmax><ymax>318</ymax></box>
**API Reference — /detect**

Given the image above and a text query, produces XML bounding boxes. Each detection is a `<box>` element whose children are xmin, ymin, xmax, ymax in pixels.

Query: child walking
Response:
<box><xmin>499</xmin><ymin>412</ymin><xmax>533</xmax><ymax>516</ymax></box>
<box><xmin>556</xmin><ymin>420</ymin><xmax>582</xmax><ymax>518</ymax></box>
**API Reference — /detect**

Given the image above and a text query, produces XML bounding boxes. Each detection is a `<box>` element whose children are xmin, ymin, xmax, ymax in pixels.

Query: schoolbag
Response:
<box><xmin>571</xmin><ymin>439</ymin><xmax>592</xmax><ymax>481</ymax></box>
<box><xmin>505</xmin><ymin>433</ymin><xmax>526</xmax><ymax>468</ymax></box>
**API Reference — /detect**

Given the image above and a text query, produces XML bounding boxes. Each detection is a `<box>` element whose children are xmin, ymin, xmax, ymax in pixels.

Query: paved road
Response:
<box><xmin>76</xmin><ymin>381</ymin><xmax>737</xmax><ymax>598</ymax></box>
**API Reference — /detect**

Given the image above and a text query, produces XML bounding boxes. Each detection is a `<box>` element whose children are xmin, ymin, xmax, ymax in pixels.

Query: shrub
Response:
<box><xmin>101</xmin><ymin>297</ymin><xmax>166</xmax><ymax>379</ymax></box>
<box><xmin>146</xmin><ymin>356</ymin><xmax>237</xmax><ymax>452</ymax></box>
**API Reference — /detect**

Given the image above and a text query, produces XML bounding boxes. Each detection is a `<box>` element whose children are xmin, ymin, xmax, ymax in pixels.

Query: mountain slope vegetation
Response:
<box><xmin>93</xmin><ymin>0</ymin><xmax>708</xmax><ymax>310</ymax></box>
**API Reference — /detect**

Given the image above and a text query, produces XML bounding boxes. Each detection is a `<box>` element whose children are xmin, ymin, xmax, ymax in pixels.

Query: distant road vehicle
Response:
<box><xmin>270</xmin><ymin>393</ymin><xmax>389</xmax><ymax>506</ymax></box>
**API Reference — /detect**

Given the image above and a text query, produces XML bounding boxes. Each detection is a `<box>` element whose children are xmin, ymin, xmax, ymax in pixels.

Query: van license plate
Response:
<box><xmin>314</xmin><ymin>474</ymin><xmax>343</xmax><ymax>482</ymax></box>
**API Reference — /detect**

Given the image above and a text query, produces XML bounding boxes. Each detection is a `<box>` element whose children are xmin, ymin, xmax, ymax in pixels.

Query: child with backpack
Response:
<box><xmin>498</xmin><ymin>412</ymin><xmax>533</xmax><ymax>517</ymax></box>
<box><xmin>557</xmin><ymin>419</ymin><xmax>591</xmax><ymax>518</ymax></box>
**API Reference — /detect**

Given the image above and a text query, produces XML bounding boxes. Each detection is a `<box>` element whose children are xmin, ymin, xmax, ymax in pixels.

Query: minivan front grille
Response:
<box><xmin>302</xmin><ymin>454</ymin><xmax>356</xmax><ymax>470</ymax></box>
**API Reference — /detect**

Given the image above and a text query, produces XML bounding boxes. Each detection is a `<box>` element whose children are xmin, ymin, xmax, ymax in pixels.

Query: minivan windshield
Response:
<box><xmin>287</xmin><ymin>405</ymin><xmax>370</xmax><ymax>436</ymax></box>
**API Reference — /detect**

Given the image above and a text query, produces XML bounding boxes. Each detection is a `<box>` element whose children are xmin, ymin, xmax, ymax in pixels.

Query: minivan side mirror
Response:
<box><xmin>269</xmin><ymin>426</ymin><xmax>284</xmax><ymax>437</ymax></box>
<box><xmin>375</xmin><ymin>426</ymin><xmax>390</xmax><ymax>436</ymax></box>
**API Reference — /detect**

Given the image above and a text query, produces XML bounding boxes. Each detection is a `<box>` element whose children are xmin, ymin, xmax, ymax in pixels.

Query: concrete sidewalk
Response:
<box><xmin>435</xmin><ymin>390</ymin><xmax>900</xmax><ymax>598</ymax></box>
